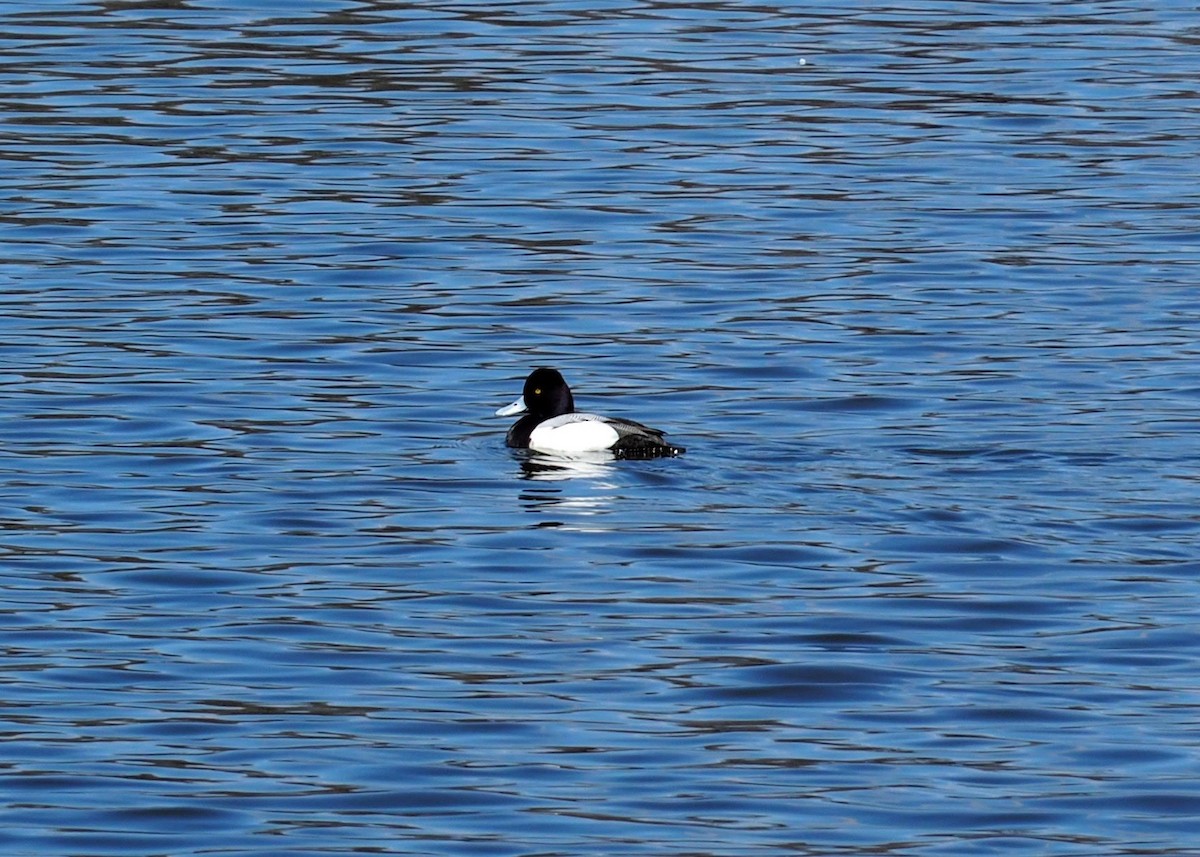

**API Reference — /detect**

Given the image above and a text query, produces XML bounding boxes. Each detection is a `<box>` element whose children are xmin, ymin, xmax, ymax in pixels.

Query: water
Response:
<box><xmin>2</xmin><ymin>1</ymin><xmax>1199</xmax><ymax>854</ymax></box>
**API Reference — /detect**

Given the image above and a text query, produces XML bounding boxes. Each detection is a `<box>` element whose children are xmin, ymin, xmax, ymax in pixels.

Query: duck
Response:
<box><xmin>496</xmin><ymin>367</ymin><xmax>685</xmax><ymax>458</ymax></box>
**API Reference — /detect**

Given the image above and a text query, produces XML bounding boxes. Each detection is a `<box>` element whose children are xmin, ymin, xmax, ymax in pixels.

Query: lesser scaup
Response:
<box><xmin>496</xmin><ymin>367</ymin><xmax>685</xmax><ymax>458</ymax></box>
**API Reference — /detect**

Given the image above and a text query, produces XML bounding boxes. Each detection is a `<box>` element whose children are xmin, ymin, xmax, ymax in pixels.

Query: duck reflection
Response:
<box><xmin>514</xmin><ymin>451</ymin><xmax>619</xmax><ymax>519</ymax></box>
<box><xmin>516</xmin><ymin>450</ymin><xmax>616</xmax><ymax>481</ymax></box>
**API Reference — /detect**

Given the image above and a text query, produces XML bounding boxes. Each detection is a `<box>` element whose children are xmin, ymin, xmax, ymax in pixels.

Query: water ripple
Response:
<box><xmin>2</xmin><ymin>0</ymin><xmax>1199</xmax><ymax>855</ymax></box>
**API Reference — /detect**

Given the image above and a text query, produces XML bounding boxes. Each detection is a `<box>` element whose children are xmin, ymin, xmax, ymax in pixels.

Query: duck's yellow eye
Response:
<box><xmin>533</xmin><ymin>388</ymin><xmax>541</xmax><ymax>395</ymax></box>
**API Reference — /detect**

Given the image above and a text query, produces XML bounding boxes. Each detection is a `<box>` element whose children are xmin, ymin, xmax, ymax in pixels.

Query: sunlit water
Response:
<box><xmin>2</xmin><ymin>1</ymin><xmax>1199</xmax><ymax>855</ymax></box>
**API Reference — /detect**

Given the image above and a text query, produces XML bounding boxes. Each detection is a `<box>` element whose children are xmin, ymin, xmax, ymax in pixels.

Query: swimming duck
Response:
<box><xmin>496</xmin><ymin>367</ymin><xmax>685</xmax><ymax>458</ymax></box>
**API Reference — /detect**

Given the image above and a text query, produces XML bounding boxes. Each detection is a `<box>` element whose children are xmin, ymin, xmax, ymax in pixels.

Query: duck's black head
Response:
<box><xmin>521</xmin><ymin>367</ymin><xmax>575</xmax><ymax>418</ymax></box>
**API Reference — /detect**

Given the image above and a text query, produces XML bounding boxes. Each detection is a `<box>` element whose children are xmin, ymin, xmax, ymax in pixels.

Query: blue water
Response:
<box><xmin>2</xmin><ymin>1</ymin><xmax>1199</xmax><ymax>855</ymax></box>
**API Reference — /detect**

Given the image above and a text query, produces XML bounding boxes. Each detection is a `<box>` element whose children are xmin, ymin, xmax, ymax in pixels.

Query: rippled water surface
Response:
<box><xmin>3</xmin><ymin>1</ymin><xmax>1199</xmax><ymax>854</ymax></box>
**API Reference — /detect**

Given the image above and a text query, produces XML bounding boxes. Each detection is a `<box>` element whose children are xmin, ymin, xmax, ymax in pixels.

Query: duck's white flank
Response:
<box><xmin>528</xmin><ymin>413</ymin><xmax>620</xmax><ymax>453</ymax></box>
